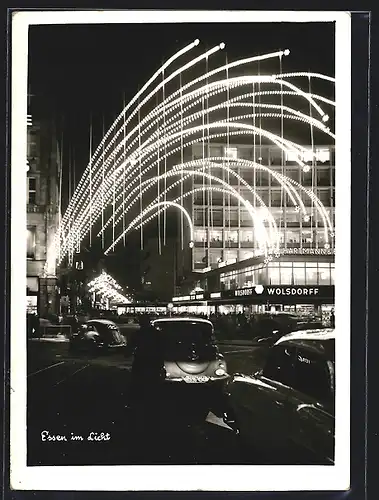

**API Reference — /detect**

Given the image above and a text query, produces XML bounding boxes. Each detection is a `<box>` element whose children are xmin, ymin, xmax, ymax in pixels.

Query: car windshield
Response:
<box><xmin>153</xmin><ymin>321</ymin><xmax>217</xmax><ymax>361</ymax></box>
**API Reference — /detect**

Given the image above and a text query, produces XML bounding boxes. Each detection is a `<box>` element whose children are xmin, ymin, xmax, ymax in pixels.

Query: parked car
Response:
<box><xmin>223</xmin><ymin>328</ymin><xmax>335</xmax><ymax>465</ymax></box>
<box><xmin>249</xmin><ymin>312</ymin><xmax>299</xmax><ymax>345</ymax></box>
<box><xmin>69</xmin><ymin>319</ymin><xmax>127</xmax><ymax>355</ymax></box>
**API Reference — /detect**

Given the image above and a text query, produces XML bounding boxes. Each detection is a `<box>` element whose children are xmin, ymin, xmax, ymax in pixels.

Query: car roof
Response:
<box><xmin>275</xmin><ymin>328</ymin><xmax>335</xmax><ymax>344</ymax></box>
<box><xmin>87</xmin><ymin>319</ymin><xmax>117</xmax><ymax>326</ymax></box>
<box><xmin>152</xmin><ymin>317</ymin><xmax>213</xmax><ymax>326</ymax></box>
<box><xmin>275</xmin><ymin>329</ymin><xmax>335</xmax><ymax>360</ymax></box>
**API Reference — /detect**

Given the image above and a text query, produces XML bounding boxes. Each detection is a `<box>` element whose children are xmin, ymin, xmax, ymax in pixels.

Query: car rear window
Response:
<box><xmin>154</xmin><ymin>321</ymin><xmax>214</xmax><ymax>339</ymax></box>
<box><xmin>153</xmin><ymin>321</ymin><xmax>217</xmax><ymax>360</ymax></box>
<box><xmin>91</xmin><ymin>323</ymin><xmax>123</xmax><ymax>343</ymax></box>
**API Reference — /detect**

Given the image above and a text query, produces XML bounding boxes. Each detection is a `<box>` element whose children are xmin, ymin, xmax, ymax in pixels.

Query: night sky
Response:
<box><xmin>27</xmin><ymin>21</ymin><xmax>335</xmax><ymax>289</ymax></box>
<box><xmin>28</xmin><ymin>21</ymin><xmax>335</xmax><ymax>174</ymax></box>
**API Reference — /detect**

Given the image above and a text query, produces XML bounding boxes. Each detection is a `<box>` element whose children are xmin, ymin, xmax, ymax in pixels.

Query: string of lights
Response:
<box><xmin>46</xmin><ymin>40</ymin><xmax>335</xmax><ymax>273</ymax></box>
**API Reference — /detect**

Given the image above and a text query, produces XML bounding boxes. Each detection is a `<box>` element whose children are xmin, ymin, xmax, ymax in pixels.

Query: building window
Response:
<box><xmin>224</xmin><ymin>209</ymin><xmax>238</xmax><ymax>227</ymax></box>
<box><xmin>209</xmin><ymin>229</ymin><xmax>222</xmax><ymax>246</ymax></box>
<box><xmin>27</xmin><ymin>227</ymin><xmax>36</xmax><ymax>259</ymax></box>
<box><xmin>194</xmin><ymin>249</ymin><xmax>207</xmax><ymax>265</ymax></box>
<box><xmin>280</xmin><ymin>264</ymin><xmax>293</xmax><ymax>285</ymax></box>
<box><xmin>317</xmin><ymin>168</ymin><xmax>330</xmax><ymax>186</ymax></box>
<box><xmin>316</xmin><ymin>188</ymin><xmax>332</xmax><ymax>207</ymax></box>
<box><xmin>256</xmin><ymin>170</ymin><xmax>269</xmax><ymax>187</ymax></box>
<box><xmin>194</xmin><ymin>208</ymin><xmax>205</xmax><ymax>225</ymax></box>
<box><xmin>239</xmin><ymin>249</ymin><xmax>255</xmax><ymax>261</ymax></box>
<box><xmin>318</xmin><ymin>264</ymin><xmax>331</xmax><ymax>285</ymax></box>
<box><xmin>271</xmin><ymin>190</ymin><xmax>283</xmax><ymax>207</ymax></box>
<box><xmin>286</xmin><ymin>230</ymin><xmax>300</xmax><ymax>247</ymax></box>
<box><xmin>194</xmin><ymin>228</ymin><xmax>207</xmax><ymax>243</ymax></box>
<box><xmin>225</xmin><ymin>229</ymin><xmax>238</xmax><ymax>246</ymax></box>
<box><xmin>224</xmin><ymin>147</ymin><xmax>238</xmax><ymax>159</ymax></box>
<box><xmin>28</xmin><ymin>177</ymin><xmax>37</xmax><ymax>205</ymax></box>
<box><xmin>316</xmin><ymin>148</ymin><xmax>331</xmax><ymax>164</ymax></box>
<box><xmin>293</xmin><ymin>263</ymin><xmax>305</xmax><ymax>285</ymax></box>
<box><xmin>209</xmin><ymin>249</ymin><xmax>223</xmax><ymax>265</ymax></box>
<box><xmin>268</xmin><ymin>265</ymin><xmax>280</xmax><ymax>284</ymax></box>
<box><xmin>225</xmin><ymin>249</ymin><xmax>238</xmax><ymax>264</ymax></box>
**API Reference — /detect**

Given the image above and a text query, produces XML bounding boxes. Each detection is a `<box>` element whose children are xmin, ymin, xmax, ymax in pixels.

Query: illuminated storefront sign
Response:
<box><xmin>223</xmin><ymin>285</ymin><xmax>334</xmax><ymax>301</ymax></box>
<box><xmin>173</xmin><ymin>285</ymin><xmax>333</xmax><ymax>304</ymax></box>
<box><xmin>278</xmin><ymin>248</ymin><xmax>335</xmax><ymax>256</ymax></box>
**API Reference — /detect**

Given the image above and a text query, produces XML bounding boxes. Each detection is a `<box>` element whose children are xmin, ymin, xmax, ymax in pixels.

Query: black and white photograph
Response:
<box><xmin>10</xmin><ymin>10</ymin><xmax>351</xmax><ymax>491</ymax></box>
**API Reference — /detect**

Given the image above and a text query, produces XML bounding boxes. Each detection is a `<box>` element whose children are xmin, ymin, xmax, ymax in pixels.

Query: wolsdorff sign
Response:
<box><xmin>172</xmin><ymin>285</ymin><xmax>334</xmax><ymax>303</ymax></box>
<box><xmin>225</xmin><ymin>285</ymin><xmax>334</xmax><ymax>300</ymax></box>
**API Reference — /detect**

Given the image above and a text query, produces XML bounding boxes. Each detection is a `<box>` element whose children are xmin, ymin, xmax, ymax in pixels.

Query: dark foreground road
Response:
<box><xmin>27</xmin><ymin>339</ymin><xmax>267</xmax><ymax>466</ymax></box>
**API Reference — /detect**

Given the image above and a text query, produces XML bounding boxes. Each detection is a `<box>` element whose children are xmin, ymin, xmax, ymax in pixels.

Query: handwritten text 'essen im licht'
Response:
<box><xmin>41</xmin><ymin>430</ymin><xmax>111</xmax><ymax>442</ymax></box>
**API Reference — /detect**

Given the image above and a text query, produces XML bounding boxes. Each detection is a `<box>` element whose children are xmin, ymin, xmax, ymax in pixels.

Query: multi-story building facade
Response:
<box><xmin>26</xmin><ymin>117</ymin><xmax>61</xmax><ymax>316</ymax></box>
<box><xmin>187</xmin><ymin>142</ymin><xmax>335</xmax><ymax>271</ymax></box>
<box><xmin>172</xmin><ymin>142</ymin><xmax>335</xmax><ymax>320</ymax></box>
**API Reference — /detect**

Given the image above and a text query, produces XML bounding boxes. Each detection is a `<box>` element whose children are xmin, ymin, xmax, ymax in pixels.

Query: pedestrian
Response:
<box><xmin>127</xmin><ymin>316</ymin><xmax>165</xmax><ymax>411</ymax></box>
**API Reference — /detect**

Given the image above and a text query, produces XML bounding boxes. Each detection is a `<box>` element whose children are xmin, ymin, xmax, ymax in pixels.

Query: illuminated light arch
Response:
<box><xmin>61</xmin><ymin>70</ymin><xmax>331</xmax><ymax>229</ymax></box>
<box><xmin>105</xmin><ymin>185</ymin><xmax>274</xmax><ymax>256</ymax></box>
<box><xmin>131</xmin><ymin>185</ymin><xmax>280</xmax><ymax>256</ymax></box>
<box><xmin>214</xmin><ymin>157</ymin><xmax>332</xmax><ymax>242</ymax></box>
<box><xmin>60</xmin><ymin>39</ymin><xmax>201</xmax><ymax>225</ymax></box>
<box><xmin>60</xmin><ymin>122</ymin><xmax>305</xmax><ymax>253</ymax></box>
<box><xmin>79</xmin><ymin>50</ymin><xmax>290</xmax><ymax>191</ymax></box>
<box><xmin>100</xmin><ymin>168</ymin><xmax>273</xmax><ymax>252</ymax></box>
<box><xmin>48</xmin><ymin>43</ymin><xmax>335</xmax><ymax>270</ymax></box>
<box><xmin>57</xmin><ymin>82</ymin><xmax>336</xmax><ymax>256</ymax></box>
<box><xmin>97</xmin><ymin>155</ymin><xmax>301</xmax><ymax>242</ymax></box>
<box><xmin>97</xmin><ymin>161</ymin><xmax>279</xmax><ymax>245</ymax></box>
<box><xmin>104</xmin><ymin>201</ymin><xmax>195</xmax><ymax>255</ymax></box>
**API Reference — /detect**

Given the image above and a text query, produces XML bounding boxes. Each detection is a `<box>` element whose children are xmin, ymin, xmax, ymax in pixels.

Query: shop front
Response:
<box><xmin>172</xmin><ymin>285</ymin><xmax>334</xmax><ymax>320</ymax></box>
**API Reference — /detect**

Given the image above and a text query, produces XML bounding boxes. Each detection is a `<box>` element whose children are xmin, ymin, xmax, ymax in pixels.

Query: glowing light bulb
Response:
<box><xmin>324</xmin><ymin>243</ymin><xmax>330</xmax><ymax>249</ymax></box>
<box><xmin>304</xmin><ymin>215</ymin><xmax>310</xmax><ymax>222</ymax></box>
<box><xmin>219</xmin><ymin>42</ymin><xmax>225</xmax><ymax>50</ymax></box>
<box><xmin>303</xmin><ymin>165</ymin><xmax>311</xmax><ymax>173</ymax></box>
<box><xmin>283</xmin><ymin>49</ymin><xmax>290</xmax><ymax>56</ymax></box>
<box><xmin>322</xmin><ymin>114</ymin><xmax>329</xmax><ymax>122</ymax></box>
<box><xmin>194</xmin><ymin>39</ymin><xmax>200</xmax><ymax>46</ymax></box>
<box><xmin>189</xmin><ymin>241</ymin><xmax>194</xmax><ymax>249</ymax></box>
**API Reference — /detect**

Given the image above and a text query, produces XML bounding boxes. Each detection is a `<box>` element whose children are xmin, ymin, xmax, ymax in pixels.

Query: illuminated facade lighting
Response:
<box><xmin>47</xmin><ymin>42</ymin><xmax>335</xmax><ymax>272</ymax></box>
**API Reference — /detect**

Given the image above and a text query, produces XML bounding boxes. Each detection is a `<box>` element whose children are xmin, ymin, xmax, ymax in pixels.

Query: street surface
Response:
<box><xmin>27</xmin><ymin>333</ymin><xmax>268</xmax><ymax>466</ymax></box>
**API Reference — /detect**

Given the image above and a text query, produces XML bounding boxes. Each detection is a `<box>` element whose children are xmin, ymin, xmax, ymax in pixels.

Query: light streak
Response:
<box><xmin>49</xmin><ymin>44</ymin><xmax>335</xmax><ymax>270</ymax></box>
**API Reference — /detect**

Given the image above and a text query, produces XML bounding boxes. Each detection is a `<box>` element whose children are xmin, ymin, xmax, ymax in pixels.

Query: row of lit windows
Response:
<box><xmin>220</xmin><ymin>262</ymin><xmax>335</xmax><ymax>288</ymax></box>
<box><xmin>193</xmin><ymin>189</ymin><xmax>334</xmax><ymax>208</ymax></box>
<box><xmin>192</xmin><ymin>168</ymin><xmax>335</xmax><ymax>188</ymax></box>
<box><xmin>192</xmin><ymin>145</ymin><xmax>335</xmax><ymax>166</ymax></box>
<box><xmin>193</xmin><ymin>228</ymin><xmax>332</xmax><ymax>246</ymax></box>
<box><xmin>193</xmin><ymin>211</ymin><xmax>335</xmax><ymax>228</ymax></box>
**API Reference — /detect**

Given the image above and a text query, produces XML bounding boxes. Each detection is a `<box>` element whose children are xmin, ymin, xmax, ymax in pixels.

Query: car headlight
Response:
<box><xmin>215</xmin><ymin>367</ymin><xmax>226</xmax><ymax>376</ymax></box>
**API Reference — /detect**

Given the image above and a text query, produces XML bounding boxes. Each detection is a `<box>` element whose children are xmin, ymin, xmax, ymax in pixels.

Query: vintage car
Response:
<box><xmin>250</xmin><ymin>312</ymin><xmax>305</xmax><ymax>345</ymax></box>
<box><xmin>223</xmin><ymin>329</ymin><xmax>335</xmax><ymax>465</ymax></box>
<box><xmin>69</xmin><ymin>319</ymin><xmax>127</xmax><ymax>355</ymax></box>
<box><xmin>149</xmin><ymin>317</ymin><xmax>229</xmax><ymax>385</ymax></box>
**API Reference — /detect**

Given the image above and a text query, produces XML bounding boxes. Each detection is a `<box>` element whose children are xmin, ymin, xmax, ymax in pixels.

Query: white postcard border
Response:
<box><xmin>10</xmin><ymin>9</ymin><xmax>351</xmax><ymax>491</ymax></box>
